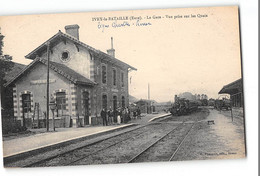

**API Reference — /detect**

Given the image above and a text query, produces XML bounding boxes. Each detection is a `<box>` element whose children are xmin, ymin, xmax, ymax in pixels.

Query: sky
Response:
<box><xmin>0</xmin><ymin>6</ymin><xmax>242</xmax><ymax>102</ymax></box>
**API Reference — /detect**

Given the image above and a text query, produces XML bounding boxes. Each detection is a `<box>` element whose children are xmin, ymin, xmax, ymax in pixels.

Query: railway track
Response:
<box><xmin>168</xmin><ymin>123</ymin><xmax>195</xmax><ymax>161</ymax></box>
<box><xmin>32</xmin><ymin>122</ymin><xmax>174</xmax><ymax>167</ymax></box>
<box><xmin>18</xmin><ymin>122</ymin><xmax>173</xmax><ymax>167</ymax></box>
<box><xmin>128</xmin><ymin>122</ymin><xmax>195</xmax><ymax>163</ymax></box>
<box><xmin>5</xmin><ymin>111</ymin><xmax>205</xmax><ymax>167</ymax></box>
<box><xmin>30</xmin><ymin>123</ymin><xmax>166</xmax><ymax>167</ymax></box>
<box><xmin>65</xmin><ymin>123</ymin><xmax>171</xmax><ymax>166</ymax></box>
<box><xmin>5</xmin><ymin>123</ymin><xmax>154</xmax><ymax>167</ymax></box>
<box><xmin>69</xmin><ymin>122</ymin><xmax>181</xmax><ymax>166</ymax></box>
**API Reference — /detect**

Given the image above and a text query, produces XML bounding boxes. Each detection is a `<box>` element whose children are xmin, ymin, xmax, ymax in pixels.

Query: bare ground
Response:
<box><xmin>172</xmin><ymin>109</ymin><xmax>246</xmax><ymax>161</ymax></box>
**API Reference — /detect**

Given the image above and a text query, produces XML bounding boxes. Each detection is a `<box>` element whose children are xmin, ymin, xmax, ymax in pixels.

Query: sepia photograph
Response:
<box><xmin>0</xmin><ymin>3</ymin><xmax>253</xmax><ymax>173</ymax></box>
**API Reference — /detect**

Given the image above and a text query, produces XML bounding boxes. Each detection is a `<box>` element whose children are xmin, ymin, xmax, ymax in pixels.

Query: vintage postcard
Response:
<box><xmin>0</xmin><ymin>6</ymin><xmax>245</xmax><ymax>168</ymax></box>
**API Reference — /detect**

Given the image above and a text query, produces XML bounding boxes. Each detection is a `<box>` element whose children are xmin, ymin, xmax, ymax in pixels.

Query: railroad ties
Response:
<box><xmin>5</xmin><ymin>109</ymin><xmax>208</xmax><ymax>167</ymax></box>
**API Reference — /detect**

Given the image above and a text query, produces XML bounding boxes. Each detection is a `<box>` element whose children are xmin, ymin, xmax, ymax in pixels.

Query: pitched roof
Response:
<box><xmin>25</xmin><ymin>31</ymin><xmax>137</xmax><ymax>71</ymax></box>
<box><xmin>218</xmin><ymin>78</ymin><xmax>243</xmax><ymax>94</ymax></box>
<box><xmin>4</xmin><ymin>57</ymin><xmax>96</xmax><ymax>87</ymax></box>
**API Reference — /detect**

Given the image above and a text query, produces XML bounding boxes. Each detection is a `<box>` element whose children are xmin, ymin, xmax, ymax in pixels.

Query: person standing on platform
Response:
<box><xmin>127</xmin><ymin>107</ymin><xmax>131</xmax><ymax>122</ymax></box>
<box><xmin>117</xmin><ymin>108</ymin><xmax>121</xmax><ymax>124</ymax></box>
<box><xmin>107</xmin><ymin>108</ymin><xmax>111</xmax><ymax>125</ymax></box>
<box><xmin>101</xmin><ymin>108</ymin><xmax>107</xmax><ymax>126</ymax></box>
<box><xmin>108</xmin><ymin>107</ymin><xmax>113</xmax><ymax>125</ymax></box>
<box><xmin>113</xmin><ymin>108</ymin><xmax>118</xmax><ymax>124</ymax></box>
<box><xmin>110</xmin><ymin>109</ymin><xmax>114</xmax><ymax>124</ymax></box>
<box><xmin>122</xmin><ymin>108</ymin><xmax>126</xmax><ymax>123</ymax></box>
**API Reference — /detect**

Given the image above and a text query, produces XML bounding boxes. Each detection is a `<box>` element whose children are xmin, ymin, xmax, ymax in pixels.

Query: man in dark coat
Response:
<box><xmin>113</xmin><ymin>109</ymin><xmax>118</xmax><ymax>124</ymax></box>
<box><xmin>101</xmin><ymin>108</ymin><xmax>107</xmax><ymax>126</ymax></box>
<box><xmin>107</xmin><ymin>108</ymin><xmax>113</xmax><ymax>125</ymax></box>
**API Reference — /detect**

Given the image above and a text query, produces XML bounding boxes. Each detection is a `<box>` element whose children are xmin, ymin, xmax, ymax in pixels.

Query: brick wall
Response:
<box><xmin>93</xmin><ymin>55</ymin><xmax>129</xmax><ymax>117</ymax></box>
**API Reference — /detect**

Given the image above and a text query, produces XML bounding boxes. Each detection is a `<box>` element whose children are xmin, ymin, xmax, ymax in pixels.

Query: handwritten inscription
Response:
<box><xmin>112</xmin><ymin>21</ymin><xmax>131</xmax><ymax>28</ymax></box>
<box><xmin>98</xmin><ymin>20</ymin><xmax>152</xmax><ymax>32</ymax></box>
<box><xmin>94</xmin><ymin>13</ymin><xmax>208</xmax><ymax>32</ymax></box>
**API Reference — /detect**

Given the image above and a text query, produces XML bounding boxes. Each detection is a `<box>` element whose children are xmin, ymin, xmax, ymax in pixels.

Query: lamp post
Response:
<box><xmin>49</xmin><ymin>95</ymin><xmax>56</xmax><ymax>131</ymax></box>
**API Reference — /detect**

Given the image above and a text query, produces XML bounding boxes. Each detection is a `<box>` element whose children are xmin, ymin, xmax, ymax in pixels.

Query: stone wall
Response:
<box><xmin>14</xmin><ymin>62</ymin><xmax>75</xmax><ymax>127</ymax></box>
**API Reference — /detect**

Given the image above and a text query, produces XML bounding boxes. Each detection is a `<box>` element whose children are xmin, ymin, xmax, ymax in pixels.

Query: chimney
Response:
<box><xmin>65</xmin><ymin>24</ymin><xmax>80</xmax><ymax>40</ymax></box>
<box><xmin>107</xmin><ymin>37</ymin><xmax>115</xmax><ymax>57</ymax></box>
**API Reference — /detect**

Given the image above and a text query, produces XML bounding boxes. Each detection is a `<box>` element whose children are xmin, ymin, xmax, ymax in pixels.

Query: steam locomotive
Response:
<box><xmin>170</xmin><ymin>97</ymin><xmax>199</xmax><ymax>116</ymax></box>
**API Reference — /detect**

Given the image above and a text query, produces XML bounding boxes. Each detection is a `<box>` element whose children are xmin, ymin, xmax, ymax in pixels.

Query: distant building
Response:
<box><xmin>218</xmin><ymin>78</ymin><xmax>243</xmax><ymax>107</ymax></box>
<box><xmin>135</xmin><ymin>99</ymin><xmax>155</xmax><ymax>114</ymax></box>
<box><xmin>153</xmin><ymin>101</ymin><xmax>172</xmax><ymax>112</ymax></box>
<box><xmin>4</xmin><ymin>24</ymin><xmax>136</xmax><ymax>128</ymax></box>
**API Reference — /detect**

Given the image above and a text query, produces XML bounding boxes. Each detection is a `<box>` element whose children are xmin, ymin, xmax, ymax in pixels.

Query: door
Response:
<box><xmin>56</xmin><ymin>92</ymin><xmax>66</xmax><ymax>117</ymax></box>
<box><xmin>83</xmin><ymin>91</ymin><xmax>89</xmax><ymax>125</ymax></box>
<box><xmin>22</xmin><ymin>93</ymin><xmax>31</xmax><ymax>127</ymax></box>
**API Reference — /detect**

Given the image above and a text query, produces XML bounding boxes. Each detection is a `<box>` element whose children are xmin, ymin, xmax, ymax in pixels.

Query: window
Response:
<box><xmin>122</xmin><ymin>96</ymin><xmax>125</xmax><ymax>108</ymax></box>
<box><xmin>121</xmin><ymin>72</ymin><xmax>124</xmax><ymax>87</ymax></box>
<box><xmin>102</xmin><ymin>65</ymin><xmax>107</xmax><ymax>84</ymax></box>
<box><xmin>22</xmin><ymin>94</ymin><xmax>31</xmax><ymax>113</ymax></box>
<box><xmin>102</xmin><ymin>94</ymin><xmax>107</xmax><ymax>110</ymax></box>
<box><xmin>112</xmin><ymin>69</ymin><xmax>116</xmax><ymax>86</ymax></box>
<box><xmin>60</xmin><ymin>51</ymin><xmax>70</xmax><ymax>62</ymax></box>
<box><xmin>56</xmin><ymin>92</ymin><xmax>66</xmax><ymax>116</ymax></box>
<box><xmin>113</xmin><ymin>95</ymin><xmax>117</xmax><ymax>111</ymax></box>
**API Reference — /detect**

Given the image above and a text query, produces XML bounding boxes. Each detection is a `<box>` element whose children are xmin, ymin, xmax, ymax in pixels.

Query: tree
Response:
<box><xmin>0</xmin><ymin>29</ymin><xmax>14</xmax><ymax>88</ymax></box>
<box><xmin>0</xmin><ymin>55</ymin><xmax>14</xmax><ymax>87</ymax></box>
<box><xmin>0</xmin><ymin>28</ymin><xmax>4</xmax><ymax>56</ymax></box>
<box><xmin>0</xmin><ymin>29</ymin><xmax>18</xmax><ymax>134</ymax></box>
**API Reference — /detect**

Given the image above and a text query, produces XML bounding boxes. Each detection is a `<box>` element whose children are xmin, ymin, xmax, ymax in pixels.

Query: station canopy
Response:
<box><xmin>218</xmin><ymin>78</ymin><xmax>243</xmax><ymax>95</ymax></box>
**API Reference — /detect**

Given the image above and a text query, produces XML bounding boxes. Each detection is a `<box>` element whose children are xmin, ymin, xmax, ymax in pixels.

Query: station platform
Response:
<box><xmin>2</xmin><ymin>112</ymin><xmax>171</xmax><ymax>159</ymax></box>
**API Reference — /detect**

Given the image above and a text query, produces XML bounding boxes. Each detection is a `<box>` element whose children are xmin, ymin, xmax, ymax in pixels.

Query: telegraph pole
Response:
<box><xmin>46</xmin><ymin>41</ymin><xmax>50</xmax><ymax>132</ymax></box>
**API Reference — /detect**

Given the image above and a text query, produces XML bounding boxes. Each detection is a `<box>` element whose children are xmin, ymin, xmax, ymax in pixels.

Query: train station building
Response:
<box><xmin>4</xmin><ymin>24</ymin><xmax>137</xmax><ymax>128</ymax></box>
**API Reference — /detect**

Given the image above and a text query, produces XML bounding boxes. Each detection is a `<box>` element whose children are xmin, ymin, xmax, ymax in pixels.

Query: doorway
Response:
<box><xmin>22</xmin><ymin>93</ymin><xmax>31</xmax><ymax>127</ymax></box>
<box><xmin>82</xmin><ymin>91</ymin><xmax>90</xmax><ymax>125</ymax></box>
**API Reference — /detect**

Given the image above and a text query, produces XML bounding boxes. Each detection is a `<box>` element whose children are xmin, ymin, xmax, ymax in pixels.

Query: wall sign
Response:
<box><xmin>30</xmin><ymin>79</ymin><xmax>56</xmax><ymax>85</ymax></box>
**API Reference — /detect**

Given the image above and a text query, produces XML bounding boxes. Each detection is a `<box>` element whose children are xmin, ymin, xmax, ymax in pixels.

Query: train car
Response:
<box><xmin>214</xmin><ymin>99</ymin><xmax>231</xmax><ymax>110</ymax></box>
<box><xmin>208</xmin><ymin>99</ymin><xmax>215</xmax><ymax>106</ymax></box>
<box><xmin>170</xmin><ymin>97</ymin><xmax>199</xmax><ymax>116</ymax></box>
